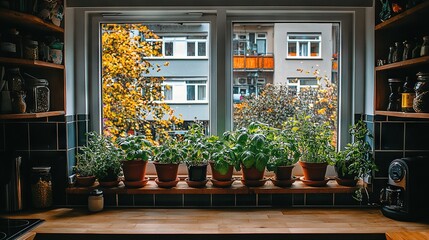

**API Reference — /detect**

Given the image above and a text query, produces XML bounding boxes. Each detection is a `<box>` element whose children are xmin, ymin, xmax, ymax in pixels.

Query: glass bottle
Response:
<box><xmin>392</xmin><ymin>42</ymin><xmax>403</xmax><ymax>62</ymax></box>
<box><xmin>420</xmin><ymin>36</ymin><xmax>429</xmax><ymax>57</ymax></box>
<box><xmin>401</xmin><ymin>76</ymin><xmax>415</xmax><ymax>112</ymax></box>
<box><xmin>31</xmin><ymin>167</ymin><xmax>53</xmax><ymax>209</ymax></box>
<box><xmin>402</xmin><ymin>40</ymin><xmax>413</xmax><ymax>61</ymax></box>
<box><xmin>413</xmin><ymin>72</ymin><xmax>429</xmax><ymax>113</ymax></box>
<box><xmin>388</xmin><ymin>45</ymin><xmax>395</xmax><ymax>64</ymax></box>
<box><xmin>412</xmin><ymin>38</ymin><xmax>421</xmax><ymax>58</ymax></box>
<box><xmin>0</xmin><ymin>28</ymin><xmax>23</xmax><ymax>58</ymax></box>
<box><xmin>387</xmin><ymin>78</ymin><xmax>403</xmax><ymax>111</ymax></box>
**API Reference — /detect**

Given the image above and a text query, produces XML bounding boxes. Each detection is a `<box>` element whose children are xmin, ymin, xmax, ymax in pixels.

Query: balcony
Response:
<box><xmin>233</xmin><ymin>55</ymin><xmax>274</xmax><ymax>71</ymax></box>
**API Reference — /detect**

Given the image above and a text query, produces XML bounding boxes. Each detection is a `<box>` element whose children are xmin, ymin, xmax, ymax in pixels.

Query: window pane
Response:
<box><xmin>311</xmin><ymin>42</ymin><xmax>320</xmax><ymax>57</ymax></box>
<box><xmin>256</xmin><ymin>39</ymin><xmax>266</xmax><ymax>55</ymax></box>
<box><xmin>198</xmin><ymin>42</ymin><xmax>206</xmax><ymax>56</ymax></box>
<box><xmin>187</xmin><ymin>85</ymin><xmax>195</xmax><ymax>100</ymax></box>
<box><xmin>198</xmin><ymin>85</ymin><xmax>206</xmax><ymax>100</ymax></box>
<box><xmin>165</xmin><ymin>42</ymin><xmax>173</xmax><ymax>56</ymax></box>
<box><xmin>288</xmin><ymin>42</ymin><xmax>297</xmax><ymax>56</ymax></box>
<box><xmin>164</xmin><ymin>85</ymin><xmax>173</xmax><ymax>100</ymax></box>
<box><xmin>300</xmin><ymin>79</ymin><xmax>318</xmax><ymax>86</ymax></box>
<box><xmin>187</xmin><ymin>42</ymin><xmax>195</xmax><ymax>56</ymax></box>
<box><xmin>299</xmin><ymin>42</ymin><xmax>308</xmax><ymax>56</ymax></box>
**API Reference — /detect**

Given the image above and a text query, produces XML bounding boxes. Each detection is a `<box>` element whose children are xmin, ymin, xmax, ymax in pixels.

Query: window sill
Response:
<box><xmin>285</xmin><ymin>57</ymin><xmax>323</xmax><ymax>60</ymax></box>
<box><xmin>66</xmin><ymin>177</ymin><xmax>361</xmax><ymax>195</ymax></box>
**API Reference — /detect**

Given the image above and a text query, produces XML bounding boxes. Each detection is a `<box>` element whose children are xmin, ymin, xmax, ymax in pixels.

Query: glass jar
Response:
<box><xmin>5</xmin><ymin>68</ymin><xmax>24</xmax><ymax>92</ymax></box>
<box><xmin>413</xmin><ymin>72</ymin><xmax>429</xmax><ymax>113</ymax></box>
<box><xmin>88</xmin><ymin>189</ymin><xmax>104</xmax><ymax>212</ymax></box>
<box><xmin>24</xmin><ymin>39</ymin><xmax>39</xmax><ymax>60</ymax></box>
<box><xmin>420</xmin><ymin>36</ymin><xmax>429</xmax><ymax>57</ymax></box>
<box><xmin>25</xmin><ymin>78</ymin><xmax>50</xmax><ymax>113</ymax></box>
<box><xmin>401</xmin><ymin>76</ymin><xmax>415</xmax><ymax>112</ymax></box>
<box><xmin>387</xmin><ymin>78</ymin><xmax>403</xmax><ymax>111</ymax></box>
<box><xmin>31</xmin><ymin>167</ymin><xmax>52</xmax><ymax>209</ymax></box>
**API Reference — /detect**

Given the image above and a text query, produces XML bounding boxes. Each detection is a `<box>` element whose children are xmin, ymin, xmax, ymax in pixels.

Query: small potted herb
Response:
<box><xmin>208</xmin><ymin>136</ymin><xmax>236</xmax><ymax>187</ymax></box>
<box><xmin>117</xmin><ymin>134</ymin><xmax>152</xmax><ymax>188</ymax></box>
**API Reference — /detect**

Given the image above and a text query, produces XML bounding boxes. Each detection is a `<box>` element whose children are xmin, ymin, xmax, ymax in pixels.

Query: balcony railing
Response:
<box><xmin>233</xmin><ymin>55</ymin><xmax>274</xmax><ymax>71</ymax></box>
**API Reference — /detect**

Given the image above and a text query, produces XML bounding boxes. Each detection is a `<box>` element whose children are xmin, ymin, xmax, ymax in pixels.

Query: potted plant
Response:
<box><xmin>208</xmin><ymin>135</ymin><xmax>236</xmax><ymax>187</ymax></box>
<box><xmin>334</xmin><ymin>120</ymin><xmax>378</xmax><ymax>201</ymax></box>
<box><xmin>294</xmin><ymin>114</ymin><xmax>335</xmax><ymax>185</ymax></box>
<box><xmin>152</xmin><ymin>137</ymin><xmax>186</xmax><ymax>188</ymax></box>
<box><xmin>117</xmin><ymin>134</ymin><xmax>152</xmax><ymax>188</ymax></box>
<box><xmin>74</xmin><ymin>132</ymin><xmax>121</xmax><ymax>187</ymax></box>
<box><xmin>267</xmin><ymin>126</ymin><xmax>301</xmax><ymax>187</ymax></box>
<box><xmin>226</xmin><ymin>122</ymin><xmax>271</xmax><ymax>187</ymax></box>
<box><xmin>183</xmin><ymin>122</ymin><xmax>210</xmax><ymax>188</ymax></box>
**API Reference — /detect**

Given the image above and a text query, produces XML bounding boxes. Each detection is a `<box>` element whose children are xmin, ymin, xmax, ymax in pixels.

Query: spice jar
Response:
<box><xmin>31</xmin><ymin>167</ymin><xmax>53</xmax><ymax>209</ymax></box>
<box><xmin>88</xmin><ymin>189</ymin><xmax>104</xmax><ymax>212</ymax></box>
<box><xmin>24</xmin><ymin>39</ymin><xmax>39</xmax><ymax>60</ymax></box>
<box><xmin>413</xmin><ymin>72</ymin><xmax>429</xmax><ymax>113</ymax></box>
<box><xmin>25</xmin><ymin>78</ymin><xmax>50</xmax><ymax>112</ymax></box>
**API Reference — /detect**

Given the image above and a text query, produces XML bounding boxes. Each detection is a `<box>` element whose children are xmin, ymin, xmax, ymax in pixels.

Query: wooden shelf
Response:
<box><xmin>375</xmin><ymin>110</ymin><xmax>429</xmax><ymax>119</ymax></box>
<box><xmin>0</xmin><ymin>57</ymin><xmax>64</xmax><ymax>70</ymax></box>
<box><xmin>66</xmin><ymin>178</ymin><xmax>360</xmax><ymax>195</ymax></box>
<box><xmin>375</xmin><ymin>56</ymin><xmax>429</xmax><ymax>72</ymax></box>
<box><xmin>0</xmin><ymin>111</ymin><xmax>65</xmax><ymax>120</ymax></box>
<box><xmin>0</xmin><ymin>8</ymin><xmax>64</xmax><ymax>33</ymax></box>
<box><xmin>375</xmin><ymin>1</ymin><xmax>429</xmax><ymax>31</ymax></box>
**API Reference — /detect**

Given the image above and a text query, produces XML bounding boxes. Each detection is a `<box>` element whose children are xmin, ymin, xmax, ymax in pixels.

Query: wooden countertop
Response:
<box><xmin>2</xmin><ymin>207</ymin><xmax>429</xmax><ymax>239</ymax></box>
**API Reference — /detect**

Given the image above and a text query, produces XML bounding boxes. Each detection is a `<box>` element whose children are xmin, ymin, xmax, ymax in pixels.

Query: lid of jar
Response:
<box><xmin>388</xmin><ymin>78</ymin><xmax>403</xmax><ymax>83</ymax></box>
<box><xmin>32</xmin><ymin>166</ymin><xmax>51</xmax><ymax>173</ymax></box>
<box><xmin>90</xmin><ymin>189</ymin><xmax>103</xmax><ymax>196</ymax></box>
<box><xmin>25</xmin><ymin>40</ymin><xmax>38</xmax><ymax>46</ymax></box>
<box><xmin>26</xmin><ymin>78</ymin><xmax>49</xmax><ymax>85</ymax></box>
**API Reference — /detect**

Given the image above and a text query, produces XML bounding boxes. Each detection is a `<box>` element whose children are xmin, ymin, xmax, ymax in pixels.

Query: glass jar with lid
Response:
<box><xmin>25</xmin><ymin>78</ymin><xmax>50</xmax><ymax>113</ymax></box>
<box><xmin>413</xmin><ymin>72</ymin><xmax>429</xmax><ymax>113</ymax></box>
<box><xmin>31</xmin><ymin>167</ymin><xmax>52</xmax><ymax>209</ymax></box>
<box><xmin>24</xmin><ymin>39</ymin><xmax>39</xmax><ymax>60</ymax></box>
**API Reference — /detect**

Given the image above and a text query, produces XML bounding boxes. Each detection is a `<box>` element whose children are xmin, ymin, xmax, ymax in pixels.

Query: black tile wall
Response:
<box><xmin>374</xmin><ymin>122</ymin><xmax>381</xmax><ymax>150</ymax></box>
<box><xmin>292</xmin><ymin>193</ymin><xmax>305</xmax><ymax>205</ymax></box>
<box><xmin>212</xmin><ymin>194</ymin><xmax>235</xmax><ymax>207</ymax></box>
<box><xmin>104</xmin><ymin>194</ymin><xmax>117</xmax><ymax>207</ymax></box>
<box><xmin>374</xmin><ymin>151</ymin><xmax>403</xmax><ymax>178</ymax></box>
<box><xmin>380</xmin><ymin>122</ymin><xmax>404</xmax><ymax>150</ymax></box>
<box><xmin>155</xmin><ymin>194</ymin><xmax>183</xmax><ymax>207</ymax></box>
<box><xmin>134</xmin><ymin>194</ymin><xmax>154</xmax><ymax>206</ymax></box>
<box><xmin>405</xmin><ymin>122</ymin><xmax>429</xmax><ymax>150</ymax></box>
<box><xmin>0</xmin><ymin>124</ymin><xmax>4</xmax><ymax>151</ymax></box>
<box><xmin>29</xmin><ymin>123</ymin><xmax>57</xmax><ymax>150</ymax></box>
<box><xmin>58</xmin><ymin>123</ymin><xmax>67</xmax><ymax>150</ymax></box>
<box><xmin>118</xmin><ymin>194</ymin><xmax>134</xmax><ymax>206</ymax></box>
<box><xmin>4</xmin><ymin>122</ymin><xmax>29</xmax><ymax>151</ymax></box>
<box><xmin>67</xmin><ymin>122</ymin><xmax>76</xmax><ymax>149</ymax></box>
<box><xmin>77</xmin><ymin>120</ymin><xmax>88</xmax><ymax>147</ymax></box>
<box><xmin>67</xmin><ymin>149</ymin><xmax>76</xmax><ymax>176</ymax></box>
<box><xmin>236</xmin><ymin>194</ymin><xmax>256</xmax><ymax>206</ymax></box>
<box><xmin>334</xmin><ymin>193</ymin><xmax>358</xmax><ymax>206</ymax></box>
<box><xmin>272</xmin><ymin>194</ymin><xmax>292</xmax><ymax>207</ymax></box>
<box><xmin>306</xmin><ymin>193</ymin><xmax>333</xmax><ymax>206</ymax></box>
<box><xmin>257</xmin><ymin>194</ymin><xmax>272</xmax><ymax>206</ymax></box>
<box><xmin>184</xmin><ymin>194</ymin><xmax>211</xmax><ymax>207</ymax></box>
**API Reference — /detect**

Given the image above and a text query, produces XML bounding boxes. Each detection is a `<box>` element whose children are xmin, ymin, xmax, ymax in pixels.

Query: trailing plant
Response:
<box><xmin>267</xmin><ymin>125</ymin><xmax>301</xmax><ymax>172</ymax></box>
<box><xmin>293</xmin><ymin>114</ymin><xmax>335</xmax><ymax>164</ymax></box>
<box><xmin>152</xmin><ymin>137</ymin><xmax>186</xmax><ymax>164</ymax></box>
<box><xmin>117</xmin><ymin>134</ymin><xmax>153</xmax><ymax>161</ymax></box>
<box><xmin>224</xmin><ymin>122</ymin><xmax>273</xmax><ymax>172</ymax></box>
<box><xmin>74</xmin><ymin>132</ymin><xmax>121</xmax><ymax>180</ymax></box>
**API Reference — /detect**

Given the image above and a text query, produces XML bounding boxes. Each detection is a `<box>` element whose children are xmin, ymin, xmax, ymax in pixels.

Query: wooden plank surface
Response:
<box><xmin>2</xmin><ymin>208</ymin><xmax>429</xmax><ymax>235</ymax></box>
<box><xmin>386</xmin><ymin>231</ymin><xmax>429</xmax><ymax>240</ymax></box>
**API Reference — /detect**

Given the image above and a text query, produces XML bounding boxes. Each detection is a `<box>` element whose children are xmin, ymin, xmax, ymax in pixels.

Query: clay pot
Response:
<box><xmin>75</xmin><ymin>175</ymin><xmax>96</xmax><ymax>187</ymax></box>
<box><xmin>299</xmin><ymin>161</ymin><xmax>327</xmax><ymax>181</ymax></box>
<box><xmin>121</xmin><ymin>160</ymin><xmax>147</xmax><ymax>182</ymax></box>
<box><xmin>210</xmin><ymin>162</ymin><xmax>234</xmax><ymax>181</ymax></box>
<box><xmin>154</xmin><ymin>162</ymin><xmax>179</xmax><ymax>182</ymax></box>
<box><xmin>187</xmin><ymin>164</ymin><xmax>208</xmax><ymax>182</ymax></box>
<box><xmin>241</xmin><ymin>165</ymin><xmax>265</xmax><ymax>181</ymax></box>
<box><xmin>275</xmin><ymin>165</ymin><xmax>294</xmax><ymax>180</ymax></box>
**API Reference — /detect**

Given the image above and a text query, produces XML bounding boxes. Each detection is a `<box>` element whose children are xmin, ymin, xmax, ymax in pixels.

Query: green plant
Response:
<box><xmin>74</xmin><ymin>132</ymin><xmax>121</xmax><ymax>180</ymax></box>
<box><xmin>208</xmin><ymin>136</ymin><xmax>236</xmax><ymax>175</ymax></box>
<box><xmin>117</xmin><ymin>134</ymin><xmax>152</xmax><ymax>161</ymax></box>
<box><xmin>152</xmin><ymin>137</ymin><xmax>186</xmax><ymax>164</ymax></box>
<box><xmin>293</xmin><ymin>114</ymin><xmax>335</xmax><ymax>164</ymax></box>
<box><xmin>183</xmin><ymin>122</ymin><xmax>210</xmax><ymax>166</ymax></box>
<box><xmin>267</xmin><ymin>126</ymin><xmax>301</xmax><ymax>172</ymax></box>
<box><xmin>224</xmin><ymin>122</ymin><xmax>272</xmax><ymax>172</ymax></box>
<box><xmin>335</xmin><ymin>120</ymin><xmax>378</xmax><ymax>201</ymax></box>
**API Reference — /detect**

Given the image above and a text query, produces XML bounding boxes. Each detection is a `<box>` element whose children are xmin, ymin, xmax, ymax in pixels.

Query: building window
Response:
<box><xmin>233</xmin><ymin>32</ymin><xmax>267</xmax><ymax>56</ymax></box>
<box><xmin>147</xmin><ymin>35</ymin><xmax>208</xmax><ymax>58</ymax></box>
<box><xmin>287</xmin><ymin>77</ymin><xmax>319</xmax><ymax>93</ymax></box>
<box><xmin>287</xmin><ymin>33</ymin><xmax>321</xmax><ymax>58</ymax></box>
<box><xmin>186</xmin><ymin>80</ymin><xmax>207</xmax><ymax>101</ymax></box>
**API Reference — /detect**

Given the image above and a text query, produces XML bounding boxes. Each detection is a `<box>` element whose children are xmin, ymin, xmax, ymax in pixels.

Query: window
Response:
<box><xmin>287</xmin><ymin>33</ymin><xmax>321</xmax><ymax>58</ymax></box>
<box><xmin>233</xmin><ymin>32</ymin><xmax>267</xmax><ymax>56</ymax></box>
<box><xmin>287</xmin><ymin>77</ymin><xmax>319</xmax><ymax>93</ymax></box>
<box><xmin>148</xmin><ymin>35</ymin><xmax>208</xmax><ymax>58</ymax></box>
<box><xmin>186</xmin><ymin>80</ymin><xmax>207</xmax><ymax>101</ymax></box>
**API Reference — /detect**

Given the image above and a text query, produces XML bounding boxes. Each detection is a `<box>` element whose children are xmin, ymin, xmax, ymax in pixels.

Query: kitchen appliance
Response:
<box><xmin>380</xmin><ymin>156</ymin><xmax>429</xmax><ymax>221</ymax></box>
<box><xmin>0</xmin><ymin>155</ymin><xmax>23</xmax><ymax>212</ymax></box>
<box><xmin>0</xmin><ymin>218</ymin><xmax>43</xmax><ymax>240</ymax></box>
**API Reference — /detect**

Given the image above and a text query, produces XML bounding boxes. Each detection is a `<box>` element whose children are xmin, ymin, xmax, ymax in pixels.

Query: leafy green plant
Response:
<box><xmin>208</xmin><ymin>136</ymin><xmax>236</xmax><ymax>175</ymax></box>
<box><xmin>117</xmin><ymin>134</ymin><xmax>153</xmax><ymax>161</ymax></box>
<box><xmin>335</xmin><ymin>120</ymin><xmax>378</xmax><ymax>202</ymax></box>
<box><xmin>183</xmin><ymin>122</ymin><xmax>210</xmax><ymax>166</ymax></box>
<box><xmin>224</xmin><ymin>122</ymin><xmax>272</xmax><ymax>172</ymax></box>
<box><xmin>293</xmin><ymin>114</ymin><xmax>335</xmax><ymax>164</ymax></box>
<box><xmin>267</xmin><ymin>126</ymin><xmax>300</xmax><ymax>172</ymax></box>
<box><xmin>152</xmin><ymin>137</ymin><xmax>186</xmax><ymax>164</ymax></box>
<box><xmin>74</xmin><ymin>132</ymin><xmax>121</xmax><ymax>180</ymax></box>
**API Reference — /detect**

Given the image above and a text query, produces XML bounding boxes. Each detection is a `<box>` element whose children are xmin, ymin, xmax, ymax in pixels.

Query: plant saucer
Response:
<box><xmin>241</xmin><ymin>177</ymin><xmax>268</xmax><ymax>187</ymax></box>
<box><xmin>299</xmin><ymin>176</ymin><xmax>329</xmax><ymax>187</ymax></box>
<box><xmin>210</xmin><ymin>178</ymin><xmax>235</xmax><ymax>188</ymax></box>
<box><xmin>271</xmin><ymin>176</ymin><xmax>296</xmax><ymax>187</ymax></box>
<box><xmin>98</xmin><ymin>180</ymin><xmax>120</xmax><ymax>188</ymax></box>
<box><xmin>155</xmin><ymin>177</ymin><xmax>180</xmax><ymax>188</ymax></box>
<box><xmin>124</xmin><ymin>177</ymin><xmax>149</xmax><ymax>188</ymax></box>
<box><xmin>335</xmin><ymin>177</ymin><xmax>358</xmax><ymax>187</ymax></box>
<box><xmin>185</xmin><ymin>178</ymin><xmax>208</xmax><ymax>188</ymax></box>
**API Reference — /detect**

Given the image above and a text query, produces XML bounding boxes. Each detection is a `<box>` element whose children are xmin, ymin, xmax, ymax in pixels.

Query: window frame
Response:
<box><xmin>286</xmin><ymin>33</ymin><xmax>322</xmax><ymax>59</ymax></box>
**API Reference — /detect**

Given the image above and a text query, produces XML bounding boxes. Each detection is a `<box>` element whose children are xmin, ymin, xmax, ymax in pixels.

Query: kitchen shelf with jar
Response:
<box><xmin>0</xmin><ymin>5</ymin><xmax>66</xmax><ymax>120</ymax></box>
<box><xmin>374</xmin><ymin>1</ymin><xmax>429</xmax><ymax>119</ymax></box>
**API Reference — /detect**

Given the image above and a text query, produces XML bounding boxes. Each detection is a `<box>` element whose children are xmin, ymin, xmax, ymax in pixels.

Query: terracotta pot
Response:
<box><xmin>275</xmin><ymin>165</ymin><xmax>294</xmax><ymax>180</ymax></box>
<box><xmin>210</xmin><ymin>162</ymin><xmax>233</xmax><ymax>181</ymax></box>
<box><xmin>75</xmin><ymin>175</ymin><xmax>96</xmax><ymax>187</ymax></box>
<box><xmin>241</xmin><ymin>165</ymin><xmax>265</xmax><ymax>181</ymax></box>
<box><xmin>122</xmin><ymin>160</ymin><xmax>147</xmax><ymax>181</ymax></box>
<box><xmin>299</xmin><ymin>161</ymin><xmax>327</xmax><ymax>181</ymax></box>
<box><xmin>187</xmin><ymin>164</ymin><xmax>208</xmax><ymax>182</ymax></box>
<box><xmin>154</xmin><ymin>162</ymin><xmax>179</xmax><ymax>182</ymax></box>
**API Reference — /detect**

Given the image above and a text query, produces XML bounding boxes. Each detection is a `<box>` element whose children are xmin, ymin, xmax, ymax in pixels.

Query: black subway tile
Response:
<box><xmin>212</xmin><ymin>194</ymin><xmax>235</xmax><ymax>207</ymax></box>
<box><xmin>118</xmin><ymin>194</ymin><xmax>134</xmax><ymax>206</ymax></box>
<box><xmin>0</xmin><ymin>123</ymin><xmax>4</xmax><ymax>151</ymax></box>
<box><xmin>67</xmin><ymin>122</ymin><xmax>76</xmax><ymax>149</ymax></box>
<box><xmin>77</xmin><ymin>121</ymin><xmax>88</xmax><ymax>147</ymax></box>
<box><xmin>67</xmin><ymin>194</ymin><xmax>87</xmax><ymax>206</ymax></box>
<box><xmin>184</xmin><ymin>194</ymin><xmax>211</xmax><ymax>207</ymax></box>
<box><xmin>5</xmin><ymin>122</ymin><xmax>29</xmax><ymax>151</ymax></box>
<box><xmin>67</xmin><ymin>149</ymin><xmax>76</xmax><ymax>176</ymax></box>
<box><xmin>58</xmin><ymin>123</ymin><xmax>67</xmax><ymax>150</ymax></box>
<box><xmin>374</xmin><ymin>115</ymin><xmax>386</xmax><ymax>121</ymax></box>
<box><xmin>374</xmin><ymin>122</ymin><xmax>381</xmax><ymax>150</ymax></box>
<box><xmin>272</xmin><ymin>194</ymin><xmax>292</xmax><ymax>207</ymax></box>
<box><xmin>29</xmin><ymin>123</ymin><xmax>57</xmax><ymax>150</ymax></box>
<box><xmin>366</xmin><ymin>114</ymin><xmax>374</xmax><ymax>122</ymax></box>
<box><xmin>134</xmin><ymin>194</ymin><xmax>154</xmax><ymax>206</ymax></box>
<box><xmin>236</xmin><ymin>194</ymin><xmax>256</xmax><ymax>206</ymax></box>
<box><xmin>292</xmin><ymin>193</ymin><xmax>305</xmax><ymax>206</ymax></box>
<box><xmin>334</xmin><ymin>193</ymin><xmax>358</xmax><ymax>205</ymax></box>
<box><xmin>257</xmin><ymin>194</ymin><xmax>272</xmax><ymax>206</ymax></box>
<box><xmin>155</xmin><ymin>194</ymin><xmax>183</xmax><ymax>207</ymax></box>
<box><xmin>104</xmin><ymin>194</ymin><xmax>117</xmax><ymax>206</ymax></box>
<box><xmin>405</xmin><ymin>123</ymin><xmax>429</xmax><ymax>150</ymax></box>
<box><xmin>306</xmin><ymin>193</ymin><xmax>333</xmax><ymax>206</ymax></box>
<box><xmin>380</xmin><ymin>122</ymin><xmax>404</xmax><ymax>150</ymax></box>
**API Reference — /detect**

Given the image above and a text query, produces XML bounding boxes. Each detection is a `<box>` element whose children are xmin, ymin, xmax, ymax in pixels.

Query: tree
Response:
<box><xmin>101</xmin><ymin>23</ymin><xmax>183</xmax><ymax>141</ymax></box>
